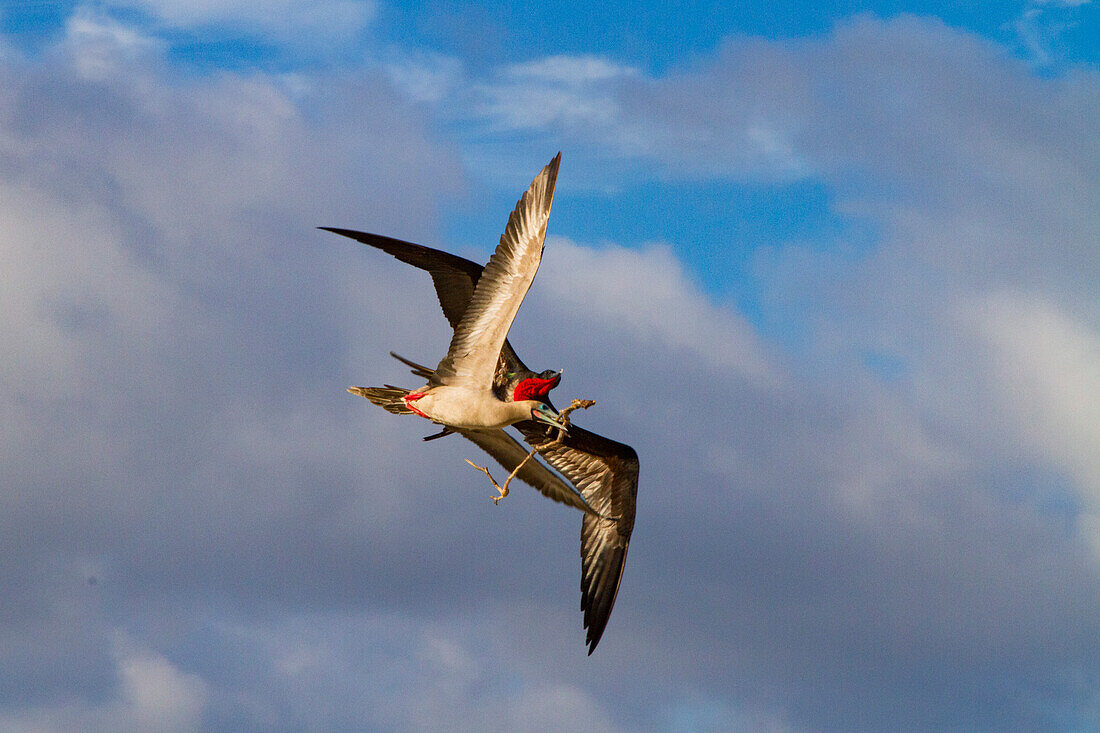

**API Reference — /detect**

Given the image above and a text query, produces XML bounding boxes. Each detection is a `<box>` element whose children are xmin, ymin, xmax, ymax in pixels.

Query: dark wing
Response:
<box><xmin>456</xmin><ymin>428</ymin><xmax>595</xmax><ymax>513</ymax></box>
<box><xmin>518</xmin><ymin>423</ymin><xmax>638</xmax><ymax>654</ymax></box>
<box><xmin>319</xmin><ymin>227</ymin><xmax>530</xmax><ymax>375</ymax></box>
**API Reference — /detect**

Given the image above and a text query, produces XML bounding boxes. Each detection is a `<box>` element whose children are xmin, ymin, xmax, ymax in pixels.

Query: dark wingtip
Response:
<box><xmin>584</xmin><ymin>620</ymin><xmax>607</xmax><ymax>655</ymax></box>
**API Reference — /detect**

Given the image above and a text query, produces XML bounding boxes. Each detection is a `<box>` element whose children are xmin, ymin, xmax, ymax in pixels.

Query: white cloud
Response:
<box><xmin>537</xmin><ymin>236</ymin><xmax>780</xmax><ymax>388</ymax></box>
<box><xmin>65</xmin><ymin>8</ymin><xmax>164</xmax><ymax>81</ymax></box>
<box><xmin>473</xmin><ymin>55</ymin><xmax>638</xmax><ymax>134</ymax></box>
<box><xmin>1013</xmin><ymin>0</ymin><xmax>1093</xmax><ymax>67</ymax></box>
<box><xmin>3</xmin><ymin>8</ymin><xmax>1100</xmax><ymax>733</ymax></box>
<box><xmin>505</xmin><ymin>55</ymin><xmax>639</xmax><ymax>84</ymax></box>
<box><xmin>959</xmin><ymin>292</ymin><xmax>1100</xmax><ymax>541</ymax></box>
<box><xmin>0</xmin><ymin>14</ymin><xmax>464</xmax><ymax>723</ymax></box>
<box><xmin>449</xmin><ymin>20</ymin><xmax>1098</xmax><ymax>725</ymax></box>
<box><xmin>194</xmin><ymin>613</ymin><xmax>627</xmax><ymax>732</ymax></box>
<box><xmin>112</xmin><ymin>639</ymin><xmax>209</xmax><ymax>732</ymax></box>
<box><xmin>96</xmin><ymin>0</ymin><xmax>376</xmax><ymax>45</ymax></box>
<box><xmin>384</xmin><ymin>51</ymin><xmax>465</xmax><ymax>104</ymax></box>
<box><xmin>0</xmin><ymin>636</ymin><xmax>209</xmax><ymax>733</ymax></box>
<box><xmin>460</xmin><ymin>16</ymin><xmax>1100</xmax><ymax>190</ymax></box>
<box><xmin>453</xmin><ymin>47</ymin><xmax>815</xmax><ymax>177</ymax></box>
<box><xmin>500</xmin><ymin>16</ymin><xmax>1095</xmax><ymax>557</ymax></box>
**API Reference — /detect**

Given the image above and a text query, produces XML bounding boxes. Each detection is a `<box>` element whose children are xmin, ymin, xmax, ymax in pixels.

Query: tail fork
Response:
<box><xmin>348</xmin><ymin>385</ymin><xmax>415</xmax><ymax>415</ymax></box>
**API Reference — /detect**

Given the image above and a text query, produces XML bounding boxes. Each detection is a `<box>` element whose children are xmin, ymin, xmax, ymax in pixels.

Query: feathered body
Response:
<box><xmin>326</xmin><ymin>153</ymin><xmax>639</xmax><ymax>654</ymax></box>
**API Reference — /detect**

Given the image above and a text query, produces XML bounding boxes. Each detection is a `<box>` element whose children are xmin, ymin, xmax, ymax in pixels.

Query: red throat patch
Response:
<box><xmin>512</xmin><ymin>375</ymin><xmax>560</xmax><ymax>402</ymax></box>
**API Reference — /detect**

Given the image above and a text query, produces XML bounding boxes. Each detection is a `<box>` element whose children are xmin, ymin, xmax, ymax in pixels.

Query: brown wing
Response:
<box><xmin>518</xmin><ymin>423</ymin><xmax>638</xmax><ymax>654</ymax></box>
<box><xmin>456</xmin><ymin>428</ymin><xmax>595</xmax><ymax>512</ymax></box>
<box><xmin>318</xmin><ymin>228</ymin><xmax>530</xmax><ymax>375</ymax></box>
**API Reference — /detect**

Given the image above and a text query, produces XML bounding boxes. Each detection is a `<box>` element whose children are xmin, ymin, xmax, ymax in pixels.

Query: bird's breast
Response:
<box><xmin>415</xmin><ymin>386</ymin><xmax>525</xmax><ymax>429</ymax></box>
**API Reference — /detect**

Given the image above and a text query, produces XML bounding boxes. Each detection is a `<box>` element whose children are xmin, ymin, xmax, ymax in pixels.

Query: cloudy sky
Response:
<box><xmin>2</xmin><ymin>1</ymin><xmax>1098</xmax><ymax>730</ymax></box>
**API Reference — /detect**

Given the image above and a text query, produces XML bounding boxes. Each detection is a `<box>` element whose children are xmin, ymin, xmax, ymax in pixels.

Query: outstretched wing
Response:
<box><xmin>456</xmin><ymin>428</ymin><xmax>595</xmax><ymax>513</ymax></box>
<box><xmin>432</xmin><ymin>153</ymin><xmax>560</xmax><ymax>390</ymax></box>
<box><xmin>518</xmin><ymin>423</ymin><xmax>638</xmax><ymax>654</ymax></box>
<box><xmin>318</xmin><ymin>228</ymin><xmax>530</xmax><ymax>376</ymax></box>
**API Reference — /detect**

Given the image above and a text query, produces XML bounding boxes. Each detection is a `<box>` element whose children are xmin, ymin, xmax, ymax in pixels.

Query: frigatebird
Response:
<box><xmin>323</xmin><ymin>153</ymin><xmax>638</xmax><ymax>654</ymax></box>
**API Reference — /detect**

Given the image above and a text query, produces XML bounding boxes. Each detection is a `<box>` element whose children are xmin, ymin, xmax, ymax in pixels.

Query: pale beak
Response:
<box><xmin>532</xmin><ymin>403</ymin><xmax>568</xmax><ymax>432</ymax></box>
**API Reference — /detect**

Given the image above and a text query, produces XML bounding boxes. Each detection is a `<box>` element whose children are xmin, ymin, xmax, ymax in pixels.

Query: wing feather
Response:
<box><xmin>318</xmin><ymin>228</ymin><xmax>530</xmax><ymax>375</ymax></box>
<box><xmin>456</xmin><ymin>428</ymin><xmax>595</xmax><ymax>512</ymax></box>
<box><xmin>518</xmin><ymin>423</ymin><xmax>638</xmax><ymax>654</ymax></box>
<box><xmin>432</xmin><ymin>153</ymin><xmax>560</xmax><ymax>389</ymax></box>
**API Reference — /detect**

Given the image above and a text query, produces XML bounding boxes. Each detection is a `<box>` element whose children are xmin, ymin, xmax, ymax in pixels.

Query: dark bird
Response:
<box><xmin>322</xmin><ymin>153</ymin><xmax>638</xmax><ymax>654</ymax></box>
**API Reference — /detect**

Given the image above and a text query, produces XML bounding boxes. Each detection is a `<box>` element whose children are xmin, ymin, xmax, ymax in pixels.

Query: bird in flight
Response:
<box><xmin>322</xmin><ymin>153</ymin><xmax>638</xmax><ymax>654</ymax></box>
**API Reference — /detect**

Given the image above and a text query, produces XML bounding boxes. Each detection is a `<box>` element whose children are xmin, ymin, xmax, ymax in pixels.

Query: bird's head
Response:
<box><xmin>512</xmin><ymin>370</ymin><xmax>562</xmax><ymax>401</ymax></box>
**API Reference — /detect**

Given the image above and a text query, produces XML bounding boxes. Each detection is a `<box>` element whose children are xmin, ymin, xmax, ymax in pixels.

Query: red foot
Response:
<box><xmin>404</xmin><ymin>392</ymin><xmax>429</xmax><ymax>419</ymax></box>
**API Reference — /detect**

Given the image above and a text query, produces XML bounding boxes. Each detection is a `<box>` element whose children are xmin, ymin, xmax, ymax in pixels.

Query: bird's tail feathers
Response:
<box><xmin>389</xmin><ymin>351</ymin><xmax>435</xmax><ymax>380</ymax></box>
<box><xmin>348</xmin><ymin>385</ymin><xmax>415</xmax><ymax>415</ymax></box>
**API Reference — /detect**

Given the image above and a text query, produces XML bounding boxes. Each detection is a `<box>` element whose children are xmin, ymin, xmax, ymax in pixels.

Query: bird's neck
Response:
<box><xmin>504</xmin><ymin>400</ymin><xmax>537</xmax><ymax>422</ymax></box>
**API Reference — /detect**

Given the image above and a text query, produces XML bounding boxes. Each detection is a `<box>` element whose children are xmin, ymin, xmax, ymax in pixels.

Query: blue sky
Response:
<box><xmin>1</xmin><ymin>1</ymin><xmax>1098</xmax><ymax>731</ymax></box>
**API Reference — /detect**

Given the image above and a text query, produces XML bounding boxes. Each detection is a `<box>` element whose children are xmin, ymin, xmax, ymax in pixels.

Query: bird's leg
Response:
<box><xmin>464</xmin><ymin>398</ymin><xmax>596</xmax><ymax>505</ymax></box>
